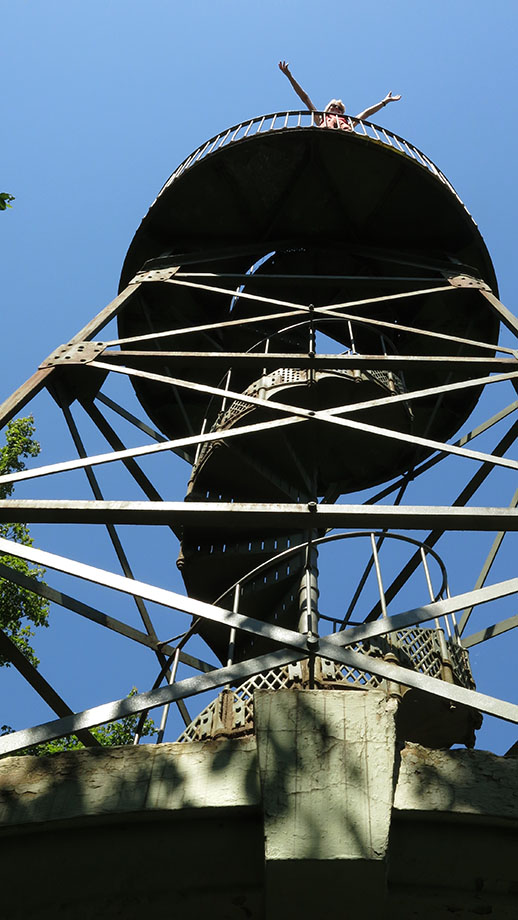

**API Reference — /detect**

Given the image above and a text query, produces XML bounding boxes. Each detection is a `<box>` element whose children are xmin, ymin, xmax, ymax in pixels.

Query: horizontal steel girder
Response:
<box><xmin>166</xmin><ymin>271</ymin><xmax>452</xmax><ymax>283</ymax></box>
<box><xmin>99</xmin><ymin>352</ymin><xmax>518</xmax><ymax>373</ymax></box>
<box><xmin>2</xmin><ymin>500</ymin><xmax>518</xmax><ymax>530</ymax></box>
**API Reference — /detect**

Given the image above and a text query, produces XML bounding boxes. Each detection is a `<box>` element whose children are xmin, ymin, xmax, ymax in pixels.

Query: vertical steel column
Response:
<box><xmin>298</xmin><ymin>536</ymin><xmax>320</xmax><ymax>669</ymax></box>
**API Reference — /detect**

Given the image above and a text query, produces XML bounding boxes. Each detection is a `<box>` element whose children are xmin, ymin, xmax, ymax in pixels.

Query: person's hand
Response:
<box><xmin>279</xmin><ymin>60</ymin><xmax>291</xmax><ymax>76</ymax></box>
<box><xmin>383</xmin><ymin>91</ymin><xmax>402</xmax><ymax>104</ymax></box>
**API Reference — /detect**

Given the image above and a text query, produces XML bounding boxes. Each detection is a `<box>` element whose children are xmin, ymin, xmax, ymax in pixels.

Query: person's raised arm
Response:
<box><xmin>355</xmin><ymin>91</ymin><xmax>402</xmax><ymax>122</ymax></box>
<box><xmin>278</xmin><ymin>61</ymin><xmax>317</xmax><ymax>112</ymax></box>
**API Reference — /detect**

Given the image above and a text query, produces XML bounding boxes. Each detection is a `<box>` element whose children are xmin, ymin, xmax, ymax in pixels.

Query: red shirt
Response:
<box><xmin>321</xmin><ymin>112</ymin><xmax>352</xmax><ymax>131</ymax></box>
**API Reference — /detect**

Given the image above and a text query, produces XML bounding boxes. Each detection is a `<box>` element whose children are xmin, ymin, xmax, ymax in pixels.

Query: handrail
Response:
<box><xmin>212</xmin><ymin>530</ymin><xmax>453</xmax><ymax>639</ymax></box>
<box><xmin>156</xmin><ymin>110</ymin><xmax>465</xmax><ymax>211</ymax></box>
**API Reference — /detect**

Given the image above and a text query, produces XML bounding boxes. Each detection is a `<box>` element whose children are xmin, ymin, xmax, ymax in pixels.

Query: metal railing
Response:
<box><xmin>157</xmin><ymin>110</ymin><xmax>464</xmax><ymax>209</ymax></box>
<box><xmin>213</xmin><ymin>530</ymin><xmax>456</xmax><ymax>640</ymax></box>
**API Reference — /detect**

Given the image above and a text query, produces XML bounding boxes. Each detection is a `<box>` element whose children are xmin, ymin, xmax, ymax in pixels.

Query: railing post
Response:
<box><xmin>421</xmin><ymin>547</ymin><xmax>455</xmax><ymax>683</ymax></box>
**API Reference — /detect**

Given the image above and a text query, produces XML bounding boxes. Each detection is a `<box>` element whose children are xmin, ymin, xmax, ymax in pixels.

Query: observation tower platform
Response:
<box><xmin>119</xmin><ymin>110</ymin><xmax>499</xmax><ymax>459</ymax></box>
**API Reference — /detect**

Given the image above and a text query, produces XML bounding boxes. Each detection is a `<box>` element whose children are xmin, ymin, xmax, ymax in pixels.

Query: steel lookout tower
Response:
<box><xmin>1</xmin><ymin>111</ymin><xmax>518</xmax><ymax>918</ymax></box>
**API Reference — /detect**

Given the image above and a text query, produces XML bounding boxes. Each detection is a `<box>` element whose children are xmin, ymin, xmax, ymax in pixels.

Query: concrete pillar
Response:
<box><xmin>254</xmin><ymin>688</ymin><xmax>399</xmax><ymax>919</ymax></box>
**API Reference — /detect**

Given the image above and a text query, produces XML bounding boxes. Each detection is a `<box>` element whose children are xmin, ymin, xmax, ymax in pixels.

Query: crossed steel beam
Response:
<box><xmin>0</xmin><ymin>266</ymin><xmax>514</xmax><ymax>426</ymax></box>
<box><xmin>66</xmin><ymin>362</ymin><xmax>518</xmax><ymax>472</ymax></box>
<box><xmin>1</xmin><ymin>262</ymin><xmax>518</xmax><ymax>750</ymax></box>
<box><xmin>2</xmin><ymin>368</ymin><xmax>518</xmax><ymax>492</ymax></box>
<box><xmin>1</xmin><ymin>534</ymin><xmax>518</xmax><ymax>755</ymax></box>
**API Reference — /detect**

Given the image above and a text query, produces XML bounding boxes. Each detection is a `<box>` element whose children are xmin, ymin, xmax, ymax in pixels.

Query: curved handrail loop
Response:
<box><xmin>158</xmin><ymin>109</ymin><xmax>464</xmax><ymax>212</ymax></box>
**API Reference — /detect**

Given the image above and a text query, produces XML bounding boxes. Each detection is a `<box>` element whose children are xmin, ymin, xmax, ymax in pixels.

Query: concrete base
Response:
<box><xmin>1</xmin><ymin>689</ymin><xmax>517</xmax><ymax>918</ymax></box>
<box><xmin>255</xmin><ymin>690</ymin><xmax>398</xmax><ymax>917</ymax></box>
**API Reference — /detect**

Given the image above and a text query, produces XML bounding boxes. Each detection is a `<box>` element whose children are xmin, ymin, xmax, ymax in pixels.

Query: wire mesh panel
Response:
<box><xmin>177</xmin><ymin>627</ymin><xmax>475</xmax><ymax>742</ymax></box>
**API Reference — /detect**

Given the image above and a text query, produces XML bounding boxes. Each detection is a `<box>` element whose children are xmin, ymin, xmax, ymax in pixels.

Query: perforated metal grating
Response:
<box><xmin>176</xmin><ymin>627</ymin><xmax>473</xmax><ymax>742</ymax></box>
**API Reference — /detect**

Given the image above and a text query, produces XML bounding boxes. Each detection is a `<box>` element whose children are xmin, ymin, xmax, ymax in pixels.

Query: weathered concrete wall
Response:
<box><xmin>0</xmin><ymin>735</ymin><xmax>260</xmax><ymax>827</ymax></box>
<box><xmin>1</xmin><ymin>689</ymin><xmax>517</xmax><ymax>919</ymax></box>
<box><xmin>255</xmin><ymin>690</ymin><xmax>399</xmax><ymax>917</ymax></box>
<box><xmin>395</xmin><ymin>741</ymin><xmax>518</xmax><ymax>819</ymax></box>
<box><xmin>391</xmin><ymin>742</ymin><xmax>518</xmax><ymax>919</ymax></box>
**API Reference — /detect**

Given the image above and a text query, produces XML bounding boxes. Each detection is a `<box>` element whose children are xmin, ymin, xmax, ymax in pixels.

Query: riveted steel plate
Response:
<box><xmin>39</xmin><ymin>341</ymin><xmax>106</xmax><ymax>368</ymax></box>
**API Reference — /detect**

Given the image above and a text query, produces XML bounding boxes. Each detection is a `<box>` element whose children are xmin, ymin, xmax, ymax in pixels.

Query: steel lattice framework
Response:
<box><xmin>1</xmin><ymin>111</ymin><xmax>518</xmax><ymax>755</ymax></box>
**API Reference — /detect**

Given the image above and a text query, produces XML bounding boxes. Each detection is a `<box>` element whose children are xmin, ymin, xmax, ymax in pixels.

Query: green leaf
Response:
<box><xmin>0</xmin><ymin>418</ymin><xmax>49</xmax><ymax>668</ymax></box>
<box><xmin>0</xmin><ymin>193</ymin><xmax>15</xmax><ymax>210</ymax></box>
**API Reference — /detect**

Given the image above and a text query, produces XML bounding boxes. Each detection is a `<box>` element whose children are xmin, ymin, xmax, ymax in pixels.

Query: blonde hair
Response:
<box><xmin>325</xmin><ymin>99</ymin><xmax>345</xmax><ymax>113</ymax></box>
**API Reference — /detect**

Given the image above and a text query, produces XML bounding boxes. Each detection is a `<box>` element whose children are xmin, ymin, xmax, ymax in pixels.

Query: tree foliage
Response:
<box><xmin>0</xmin><ymin>193</ymin><xmax>15</xmax><ymax>210</ymax></box>
<box><xmin>0</xmin><ymin>417</ymin><xmax>49</xmax><ymax>666</ymax></box>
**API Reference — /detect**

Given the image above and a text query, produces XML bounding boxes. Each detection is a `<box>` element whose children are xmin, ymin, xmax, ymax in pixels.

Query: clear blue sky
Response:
<box><xmin>1</xmin><ymin>0</ymin><xmax>518</xmax><ymax>752</ymax></box>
